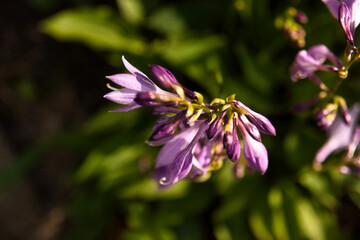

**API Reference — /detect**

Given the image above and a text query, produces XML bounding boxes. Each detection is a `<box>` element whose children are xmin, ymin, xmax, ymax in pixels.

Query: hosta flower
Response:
<box><xmin>290</xmin><ymin>44</ymin><xmax>343</xmax><ymax>89</ymax></box>
<box><xmin>314</xmin><ymin>104</ymin><xmax>360</xmax><ymax>165</ymax></box>
<box><xmin>104</xmin><ymin>56</ymin><xmax>189</xmax><ymax>112</ymax></box>
<box><xmin>322</xmin><ymin>0</ymin><xmax>360</xmax><ymax>45</ymax></box>
<box><xmin>153</xmin><ymin>121</ymin><xmax>210</xmax><ymax>186</ymax></box>
<box><xmin>105</xmin><ymin>57</ymin><xmax>276</xmax><ymax>187</ymax></box>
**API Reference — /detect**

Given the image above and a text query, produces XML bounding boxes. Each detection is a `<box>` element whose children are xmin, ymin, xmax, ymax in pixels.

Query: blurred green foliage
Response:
<box><xmin>3</xmin><ymin>0</ymin><xmax>360</xmax><ymax>239</ymax></box>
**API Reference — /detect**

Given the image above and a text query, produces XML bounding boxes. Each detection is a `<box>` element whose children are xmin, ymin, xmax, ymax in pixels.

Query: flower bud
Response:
<box><xmin>339</xmin><ymin>2</ymin><xmax>354</xmax><ymax>46</ymax></box>
<box><xmin>223</xmin><ymin>116</ymin><xmax>241</xmax><ymax>162</ymax></box>
<box><xmin>149</xmin><ymin>65</ymin><xmax>197</xmax><ymax>99</ymax></box>
<box><xmin>207</xmin><ymin>111</ymin><xmax>226</xmax><ymax>140</ymax></box>
<box><xmin>238</xmin><ymin>123</ymin><xmax>269</xmax><ymax>174</ymax></box>
<box><xmin>135</xmin><ymin>91</ymin><xmax>179</xmax><ymax>107</ymax></box>
<box><xmin>149</xmin><ymin>111</ymin><xmax>187</xmax><ymax>141</ymax></box>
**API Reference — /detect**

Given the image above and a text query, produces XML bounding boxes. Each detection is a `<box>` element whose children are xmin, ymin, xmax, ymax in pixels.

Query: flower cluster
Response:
<box><xmin>290</xmin><ymin>0</ymin><xmax>360</xmax><ymax>175</ymax></box>
<box><xmin>275</xmin><ymin>7</ymin><xmax>308</xmax><ymax>48</ymax></box>
<box><xmin>105</xmin><ymin>57</ymin><xmax>276</xmax><ymax>187</ymax></box>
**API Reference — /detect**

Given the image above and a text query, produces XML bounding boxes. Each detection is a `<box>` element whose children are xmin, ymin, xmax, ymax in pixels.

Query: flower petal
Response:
<box><xmin>234</xmin><ymin>101</ymin><xmax>276</xmax><ymax>136</ymax></box>
<box><xmin>166</xmin><ymin>149</ymin><xmax>194</xmax><ymax>185</ymax></box>
<box><xmin>339</xmin><ymin>2</ymin><xmax>355</xmax><ymax>44</ymax></box>
<box><xmin>240</xmin><ymin>124</ymin><xmax>269</xmax><ymax>174</ymax></box>
<box><xmin>109</xmin><ymin>102</ymin><xmax>141</xmax><ymax>112</ymax></box>
<box><xmin>149</xmin><ymin>64</ymin><xmax>197</xmax><ymax>99</ymax></box>
<box><xmin>106</xmin><ymin>73</ymin><xmax>157</xmax><ymax>92</ymax></box>
<box><xmin>149</xmin><ymin>111</ymin><xmax>186</xmax><ymax>141</ymax></box>
<box><xmin>223</xmin><ymin>117</ymin><xmax>241</xmax><ymax>162</ymax></box>
<box><xmin>315</xmin><ymin>104</ymin><xmax>360</xmax><ymax>163</ymax></box>
<box><xmin>155</xmin><ymin>122</ymin><xmax>201</xmax><ymax>168</ymax></box>
<box><xmin>322</xmin><ymin>0</ymin><xmax>340</xmax><ymax>19</ymax></box>
<box><xmin>103</xmin><ymin>88</ymin><xmax>137</xmax><ymax>104</ymax></box>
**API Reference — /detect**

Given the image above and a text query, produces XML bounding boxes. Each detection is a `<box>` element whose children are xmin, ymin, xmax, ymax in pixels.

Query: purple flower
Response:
<box><xmin>233</xmin><ymin>101</ymin><xmax>276</xmax><ymax>136</ymax></box>
<box><xmin>237</xmin><ymin>119</ymin><xmax>269</xmax><ymax>174</ymax></box>
<box><xmin>149</xmin><ymin>110</ymin><xmax>187</xmax><ymax>141</ymax></box>
<box><xmin>153</xmin><ymin>121</ymin><xmax>211</xmax><ymax>186</ymax></box>
<box><xmin>191</xmin><ymin>132</ymin><xmax>225</xmax><ymax>178</ymax></box>
<box><xmin>290</xmin><ymin>45</ymin><xmax>343</xmax><ymax>88</ymax></box>
<box><xmin>207</xmin><ymin>111</ymin><xmax>227</xmax><ymax>140</ymax></box>
<box><xmin>104</xmin><ymin>56</ymin><xmax>178</xmax><ymax>112</ymax></box>
<box><xmin>223</xmin><ymin>115</ymin><xmax>241</xmax><ymax>162</ymax></box>
<box><xmin>225</xmin><ymin>101</ymin><xmax>276</xmax><ymax>173</ymax></box>
<box><xmin>314</xmin><ymin>103</ymin><xmax>338</xmax><ymax>129</ymax></box>
<box><xmin>314</xmin><ymin>104</ymin><xmax>360</xmax><ymax>164</ymax></box>
<box><xmin>149</xmin><ymin>65</ymin><xmax>197</xmax><ymax>99</ymax></box>
<box><xmin>105</xmin><ymin>57</ymin><xmax>277</xmax><ymax>186</ymax></box>
<box><xmin>322</xmin><ymin>0</ymin><xmax>360</xmax><ymax>45</ymax></box>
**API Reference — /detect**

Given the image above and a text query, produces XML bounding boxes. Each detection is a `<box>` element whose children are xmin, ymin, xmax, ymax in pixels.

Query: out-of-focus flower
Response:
<box><xmin>313</xmin><ymin>95</ymin><xmax>351</xmax><ymax>129</ymax></box>
<box><xmin>105</xmin><ymin>57</ymin><xmax>276</xmax><ymax>187</ymax></box>
<box><xmin>322</xmin><ymin>0</ymin><xmax>360</xmax><ymax>46</ymax></box>
<box><xmin>290</xmin><ymin>44</ymin><xmax>343</xmax><ymax>89</ymax></box>
<box><xmin>314</xmin><ymin>104</ymin><xmax>360</xmax><ymax>167</ymax></box>
<box><xmin>275</xmin><ymin>7</ymin><xmax>308</xmax><ymax>48</ymax></box>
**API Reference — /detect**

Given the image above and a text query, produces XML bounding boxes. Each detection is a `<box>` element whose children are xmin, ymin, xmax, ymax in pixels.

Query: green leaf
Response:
<box><xmin>268</xmin><ymin>187</ymin><xmax>290</xmax><ymax>240</ymax></box>
<box><xmin>116</xmin><ymin>179</ymin><xmax>190</xmax><ymax>200</ymax></box>
<box><xmin>117</xmin><ymin>0</ymin><xmax>145</xmax><ymax>25</ymax></box>
<box><xmin>40</xmin><ymin>6</ymin><xmax>146</xmax><ymax>54</ymax></box>
<box><xmin>298</xmin><ymin>170</ymin><xmax>338</xmax><ymax>210</ymax></box>
<box><xmin>294</xmin><ymin>198</ymin><xmax>325</xmax><ymax>240</ymax></box>
<box><xmin>249</xmin><ymin>207</ymin><xmax>274</xmax><ymax>240</ymax></box>
<box><xmin>148</xmin><ymin>7</ymin><xmax>187</xmax><ymax>35</ymax></box>
<box><xmin>155</xmin><ymin>36</ymin><xmax>224</xmax><ymax>65</ymax></box>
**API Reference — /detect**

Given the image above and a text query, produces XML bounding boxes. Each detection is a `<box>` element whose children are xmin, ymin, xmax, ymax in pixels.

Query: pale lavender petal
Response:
<box><xmin>239</xmin><ymin>114</ymin><xmax>261</xmax><ymax>142</ymax></box>
<box><xmin>315</xmin><ymin>104</ymin><xmax>360</xmax><ymax>163</ymax></box>
<box><xmin>350</xmin><ymin>0</ymin><xmax>360</xmax><ymax>31</ymax></box>
<box><xmin>165</xmin><ymin>122</ymin><xmax>209</xmax><ymax>184</ymax></box>
<box><xmin>155</xmin><ymin>122</ymin><xmax>201</xmax><ymax>168</ymax></box>
<box><xmin>121</xmin><ymin>56</ymin><xmax>163</xmax><ymax>91</ymax></box>
<box><xmin>322</xmin><ymin>0</ymin><xmax>340</xmax><ymax>18</ymax></box>
<box><xmin>290</xmin><ymin>63</ymin><xmax>304</xmax><ymax>81</ymax></box>
<box><xmin>339</xmin><ymin>2</ymin><xmax>355</xmax><ymax>44</ymax></box>
<box><xmin>328</xmin><ymin>104</ymin><xmax>360</xmax><ymax>137</ymax></box>
<box><xmin>347</xmin><ymin>126</ymin><xmax>360</xmax><ymax>158</ymax></box>
<box><xmin>290</xmin><ymin>45</ymin><xmax>342</xmax><ymax>82</ymax></box>
<box><xmin>296</xmin><ymin>49</ymin><xmax>323</xmax><ymax>66</ymax></box>
<box><xmin>234</xmin><ymin>101</ymin><xmax>276</xmax><ymax>136</ymax></box>
<box><xmin>109</xmin><ymin>102</ymin><xmax>141</xmax><ymax>112</ymax></box>
<box><xmin>239</xmin><ymin>124</ymin><xmax>268</xmax><ymax>174</ymax></box>
<box><xmin>192</xmin><ymin>141</ymin><xmax>212</xmax><ymax>175</ymax></box>
<box><xmin>103</xmin><ymin>88</ymin><xmax>137</xmax><ymax>104</ymax></box>
<box><xmin>308</xmin><ymin>45</ymin><xmax>340</xmax><ymax>66</ymax></box>
<box><xmin>106</xmin><ymin>73</ymin><xmax>157</xmax><ymax>92</ymax></box>
<box><xmin>290</xmin><ymin>62</ymin><xmax>315</xmax><ymax>81</ymax></box>
<box><xmin>343</xmin><ymin>0</ymin><xmax>360</xmax><ymax>31</ymax></box>
<box><xmin>122</xmin><ymin>55</ymin><xmax>148</xmax><ymax>79</ymax></box>
<box><xmin>166</xmin><ymin>150</ymin><xmax>194</xmax><ymax>185</ymax></box>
